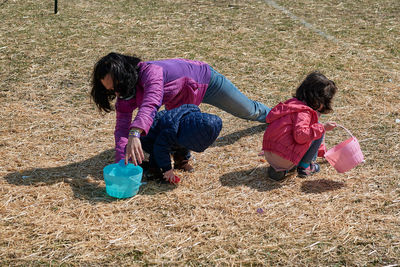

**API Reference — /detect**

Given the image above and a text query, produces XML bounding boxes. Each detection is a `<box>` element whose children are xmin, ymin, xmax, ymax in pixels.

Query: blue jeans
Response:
<box><xmin>300</xmin><ymin>136</ymin><xmax>324</xmax><ymax>164</ymax></box>
<box><xmin>202</xmin><ymin>67</ymin><xmax>271</xmax><ymax>122</ymax></box>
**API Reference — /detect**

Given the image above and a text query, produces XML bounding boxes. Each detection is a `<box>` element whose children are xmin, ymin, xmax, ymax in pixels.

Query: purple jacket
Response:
<box><xmin>114</xmin><ymin>58</ymin><xmax>211</xmax><ymax>162</ymax></box>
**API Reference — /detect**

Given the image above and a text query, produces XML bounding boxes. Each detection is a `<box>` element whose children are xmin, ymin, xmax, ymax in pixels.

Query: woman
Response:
<box><xmin>91</xmin><ymin>52</ymin><xmax>270</xmax><ymax>165</ymax></box>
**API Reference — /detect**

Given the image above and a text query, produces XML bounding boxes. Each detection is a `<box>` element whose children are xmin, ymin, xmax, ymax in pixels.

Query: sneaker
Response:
<box><xmin>173</xmin><ymin>153</ymin><xmax>194</xmax><ymax>172</ymax></box>
<box><xmin>267</xmin><ymin>166</ymin><xmax>287</xmax><ymax>181</ymax></box>
<box><xmin>297</xmin><ymin>162</ymin><xmax>320</xmax><ymax>178</ymax></box>
<box><xmin>174</xmin><ymin>160</ymin><xmax>194</xmax><ymax>172</ymax></box>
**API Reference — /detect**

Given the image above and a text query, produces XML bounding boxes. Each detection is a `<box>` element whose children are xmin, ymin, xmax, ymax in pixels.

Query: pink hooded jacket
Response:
<box><xmin>262</xmin><ymin>98</ymin><xmax>325</xmax><ymax>165</ymax></box>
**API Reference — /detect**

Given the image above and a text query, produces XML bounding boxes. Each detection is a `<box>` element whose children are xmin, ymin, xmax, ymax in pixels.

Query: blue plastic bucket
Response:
<box><xmin>103</xmin><ymin>160</ymin><xmax>143</xmax><ymax>198</ymax></box>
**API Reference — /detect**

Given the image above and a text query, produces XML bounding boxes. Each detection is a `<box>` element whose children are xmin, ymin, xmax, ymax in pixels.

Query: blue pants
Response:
<box><xmin>300</xmin><ymin>136</ymin><xmax>324</xmax><ymax>164</ymax></box>
<box><xmin>202</xmin><ymin>67</ymin><xmax>270</xmax><ymax>122</ymax></box>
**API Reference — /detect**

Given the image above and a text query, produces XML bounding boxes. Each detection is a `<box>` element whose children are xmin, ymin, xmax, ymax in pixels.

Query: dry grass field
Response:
<box><xmin>1</xmin><ymin>0</ymin><xmax>399</xmax><ymax>265</ymax></box>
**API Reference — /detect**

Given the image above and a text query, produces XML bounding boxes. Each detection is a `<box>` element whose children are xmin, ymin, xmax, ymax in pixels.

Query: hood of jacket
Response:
<box><xmin>266</xmin><ymin>98</ymin><xmax>316</xmax><ymax>124</ymax></box>
<box><xmin>177</xmin><ymin>111</ymin><xmax>222</xmax><ymax>152</ymax></box>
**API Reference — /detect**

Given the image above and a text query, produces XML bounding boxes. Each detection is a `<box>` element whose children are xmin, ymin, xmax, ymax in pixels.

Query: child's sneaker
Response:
<box><xmin>174</xmin><ymin>160</ymin><xmax>194</xmax><ymax>172</ymax></box>
<box><xmin>297</xmin><ymin>162</ymin><xmax>320</xmax><ymax>178</ymax></box>
<box><xmin>267</xmin><ymin>166</ymin><xmax>287</xmax><ymax>181</ymax></box>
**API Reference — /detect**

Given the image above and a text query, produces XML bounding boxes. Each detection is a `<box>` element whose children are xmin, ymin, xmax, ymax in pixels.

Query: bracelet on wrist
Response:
<box><xmin>129</xmin><ymin>129</ymin><xmax>141</xmax><ymax>138</ymax></box>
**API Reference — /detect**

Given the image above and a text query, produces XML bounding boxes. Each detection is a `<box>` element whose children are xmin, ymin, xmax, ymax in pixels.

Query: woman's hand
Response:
<box><xmin>323</xmin><ymin>122</ymin><xmax>337</xmax><ymax>131</ymax></box>
<box><xmin>125</xmin><ymin>136</ymin><xmax>144</xmax><ymax>165</ymax></box>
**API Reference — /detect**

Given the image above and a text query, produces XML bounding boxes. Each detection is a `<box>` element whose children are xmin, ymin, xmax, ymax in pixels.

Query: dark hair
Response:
<box><xmin>90</xmin><ymin>52</ymin><xmax>141</xmax><ymax>112</ymax></box>
<box><xmin>294</xmin><ymin>71</ymin><xmax>337</xmax><ymax>114</ymax></box>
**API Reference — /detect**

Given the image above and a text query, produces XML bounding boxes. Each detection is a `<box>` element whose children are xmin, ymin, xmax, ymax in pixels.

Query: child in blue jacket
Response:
<box><xmin>140</xmin><ymin>104</ymin><xmax>223</xmax><ymax>184</ymax></box>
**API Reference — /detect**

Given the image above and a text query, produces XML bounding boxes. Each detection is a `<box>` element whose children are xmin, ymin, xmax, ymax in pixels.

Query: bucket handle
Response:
<box><xmin>323</xmin><ymin>124</ymin><xmax>355</xmax><ymax>152</ymax></box>
<box><xmin>334</xmin><ymin>124</ymin><xmax>355</xmax><ymax>139</ymax></box>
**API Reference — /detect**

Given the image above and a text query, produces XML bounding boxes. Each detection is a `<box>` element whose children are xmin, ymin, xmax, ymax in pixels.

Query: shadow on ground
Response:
<box><xmin>212</xmin><ymin>124</ymin><xmax>266</xmax><ymax>147</ymax></box>
<box><xmin>3</xmin><ymin>149</ymin><xmax>175</xmax><ymax>203</ymax></box>
<box><xmin>299</xmin><ymin>161</ymin><xmax>345</xmax><ymax>193</ymax></box>
<box><xmin>219</xmin><ymin>166</ymin><xmax>283</xmax><ymax>192</ymax></box>
<box><xmin>300</xmin><ymin>179</ymin><xmax>346</xmax><ymax>193</ymax></box>
<box><xmin>3</xmin><ymin>125</ymin><xmax>271</xmax><ymax>200</ymax></box>
<box><xmin>219</xmin><ymin>160</ymin><xmax>345</xmax><ymax>193</ymax></box>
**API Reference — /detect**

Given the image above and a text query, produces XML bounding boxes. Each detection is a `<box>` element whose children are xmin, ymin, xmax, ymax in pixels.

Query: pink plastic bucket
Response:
<box><xmin>324</xmin><ymin>125</ymin><xmax>364</xmax><ymax>173</ymax></box>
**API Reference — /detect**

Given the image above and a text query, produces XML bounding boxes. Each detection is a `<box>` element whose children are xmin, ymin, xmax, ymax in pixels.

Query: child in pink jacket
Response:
<box><xmin>262</xmin><ymin>71</ymin><xmax>338</xmax><ymax>181</ymax></box>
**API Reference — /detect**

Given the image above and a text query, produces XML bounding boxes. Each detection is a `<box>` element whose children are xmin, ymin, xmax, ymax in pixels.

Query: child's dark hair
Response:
<box><xmin>91</xmin><ymin>52</ymin><xmax>141</xmax><ymax>112</ymax></box>
<box><xmin>294</xmin><ymin>71</ymin><xmax>337</xmax><ymax>114</ymax></box>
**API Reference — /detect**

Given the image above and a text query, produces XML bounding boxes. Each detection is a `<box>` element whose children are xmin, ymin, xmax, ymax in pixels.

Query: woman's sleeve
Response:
<box><xmin>114</xmin><ymin>99</ymin><xmax>137</xmax><ymax>162</ymax></box>
<box><xmin>130</xmin><ymin>64</ymin><xmax>164</xmax><ymax>134</ymax></box>
<box><xmin>114</xmin><ymin>110</ymin><xmax>132</xmax><ymax>162</ymax></box>
<box><xmin>292</xmin><ymin>111</ymin><xmax>325</xmax><ymax>144</ymax></box>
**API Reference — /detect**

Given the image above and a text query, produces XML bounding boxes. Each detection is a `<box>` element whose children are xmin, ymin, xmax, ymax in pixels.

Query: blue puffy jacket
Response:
<box><xmin>140</xmin><ymin>104</ymin><xmax>222</xmax><ymax>172</ymax></box>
